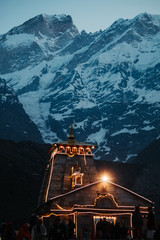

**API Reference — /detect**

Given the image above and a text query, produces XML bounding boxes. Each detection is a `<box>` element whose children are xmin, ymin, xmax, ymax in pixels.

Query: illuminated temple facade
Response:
<box><xmin>37</xmin><ymin>125</ymin><xmax>153</xmax><ymax>239</ymax></box>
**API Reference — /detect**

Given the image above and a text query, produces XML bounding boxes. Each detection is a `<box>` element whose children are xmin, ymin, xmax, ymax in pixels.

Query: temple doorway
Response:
<box><xmin>94</xmin><ymin>216</ymin><xmax>116</xmax><ymax>239</ymax></box>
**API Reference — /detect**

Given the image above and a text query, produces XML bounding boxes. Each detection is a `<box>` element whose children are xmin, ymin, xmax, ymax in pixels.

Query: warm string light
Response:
<box><xmin>94</xmin><ymin>216</ymin><xmax>117</xmax><ymax>225</ymax></box>
<box><xmin>54</xmin><ymin>144</ymin><xmax>94</xmax><ymax>156</ymax></box>
<box><xmin>45</xmin><ymin>148</ymin><xmax>57</xmax><ymax>202</ymax></box>
<box><xmin>94</xmin><ymin>193</ymin><xmax>118</xmax><ymax>208</ymax></box>
<box><xmin>48</xmin><ymin>178</ymin><xmax>153</xmax><ymax>204</ymax></box>
<box><xmin>40</xmin><ymin>212</ymin><xmax>76</xmax><ymax>220</ymax></box>
<box><xmin>106</xmin><ymin>179</ymin><xmax>153</xmax><ymax>204</ymax></box>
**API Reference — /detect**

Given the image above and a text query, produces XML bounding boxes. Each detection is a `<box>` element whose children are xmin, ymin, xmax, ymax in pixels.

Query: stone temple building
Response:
<box><xmin>36</xmin><ymin>125</ymin><xmax>153</xmax><ymax>239</ymax></box>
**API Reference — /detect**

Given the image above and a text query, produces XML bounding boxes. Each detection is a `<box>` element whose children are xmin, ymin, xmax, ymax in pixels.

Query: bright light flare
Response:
<box><xmin>102</xmin><ymin>176</ymin><xmax>109</xmax><ymax>181</ymax></box>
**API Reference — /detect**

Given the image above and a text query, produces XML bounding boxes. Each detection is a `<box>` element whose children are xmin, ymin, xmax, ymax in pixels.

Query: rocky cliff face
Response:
<box><xmin>0</xmin><ymin>78</ymin><xmax>43</xmax><ymax>142</ymax></box>
<box><xmin>0</xmin><ymin>13</ymin><xmax>160</xmax><ymax>161</ymax></box>
<box><xmin>0</xmin><ymin>14</ymin><xmax>79</xmax><ymax>74</ymax></box>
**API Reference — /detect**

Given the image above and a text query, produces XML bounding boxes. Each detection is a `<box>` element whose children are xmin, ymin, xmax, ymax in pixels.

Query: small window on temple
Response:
<box><xmin>73</xmin><ymin>173</ymin><xmax>84</xmax><ymax>187</ymax></box>
<box><xmin>75</xmin><ymin>175</ymin><xmax>82</xmax><ymax>185</ymax></box>
<box><xmin>72</xmin><ymin>162</ymin><xmax>84</xmax><ymax>188</ymax></box>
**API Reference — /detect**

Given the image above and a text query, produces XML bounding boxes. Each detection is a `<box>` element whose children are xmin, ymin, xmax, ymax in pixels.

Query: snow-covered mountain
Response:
<box><xmin>0</xmin><ymin>12</ymin><xmax>160</xmax><ymax>161</ymax></box>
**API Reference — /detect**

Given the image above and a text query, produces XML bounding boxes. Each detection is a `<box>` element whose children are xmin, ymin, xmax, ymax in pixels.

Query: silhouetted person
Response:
<box><xmin>83</xmin><ymin>228</ymin><xmax>89</xmax><ymax>240</ymax></box>
<box><xmin>29</xmin><ymin>214</ymin><xmax>37</xmax><ymax>233</ymax></box>
<box><xmin>114</xmin><ymin>221</ymin><xmax>122</xmax><ymax>239</ymax></box>
<box><xmin>68</xmin><ymin>219</ymin><xmax>75</xmax><ymax>239</ymax></box>
<box><xmin>146</xmin><ymin>207</ymin><xmax>156</xmax><ymax>239</ymax></box>
<box><xmin>17</xmin><ymin>223</ymin><xmax>31</xmax><ymax>240</ymax></box>
<box><xmin>31</xmin><ymin>219</ymin><xmax>47</xmax><ymax>240</ymax></box>
<box><xmin>132</xmin><ymin>206</ymin><xmax>143</xmax><ymax>239</ymax></box>
<box><xmin>101</xmin><ymin>218</ymin><xmax>111</xmax><ymax>239</ymax></box>
<box><xmin>121</xmin><ymin>222</ymin><xmax>128</xmax><ymax>239</ymax></box>
<box><xmin>60</xmin><ymin>219</ymin><xmax>68</xmax><ymax>240</ymax></box>
<box><xmin>5</xmin><ymin>222</ymin><xmax>16</xmax><ymax>240</ymax></box>
<box><xmin>154</xmin><ymin>223</ymin><xmax>160</xmax><ymax>239</ymax></box>
<box><xmin>48</xmin><ymin>217</ymin><xmax>64</xmax><ymax>240</ymax></box>
<box><xmin>96</xmin><ymin>219</ymin><xmax>103</xmax><ymax>239</ymax></box>
<box><xmin>0</xmin><ymin>221</ymin><xmax>6</xmax><ymax>240</ymax></box>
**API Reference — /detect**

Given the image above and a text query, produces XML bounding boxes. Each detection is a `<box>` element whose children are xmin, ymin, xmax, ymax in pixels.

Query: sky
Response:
<box><xmin>0</xmin><ymin>0</ymin><xmax>160</xmax><ymax>35</ymax></box>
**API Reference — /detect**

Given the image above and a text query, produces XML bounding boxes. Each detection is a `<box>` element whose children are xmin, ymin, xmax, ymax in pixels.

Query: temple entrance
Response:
<box><xmin>94</xmin><ymin>214</ymin><xmax>132</xmax><ymax>239</ymax></box>
<box><xmin>94</xmin><ymin>216</ymin><xmax>117</xmax><ymax>239</ymax></box>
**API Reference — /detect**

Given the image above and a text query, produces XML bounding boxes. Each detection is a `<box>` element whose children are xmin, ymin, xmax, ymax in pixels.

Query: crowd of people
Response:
<box><xmin>0</xmin><ymin>218</ymin><xmax>46</xmax><ymax>240</ymax></box>
<box><xmin>1</xmin><ymin>207</ymin><xmax>160</xmax><ymax>240</ymax></box>
<box><xmin>48</xmin><ymin>217</ymin><xmax>75</xmax><ymax>240</ymax></box>
<box><xmin>96</xmin><ymin>218</ymin><xmax>129</xmax><ymax>239</ymax></box>
<box><xmin>0</xmin><ymin>216</ymin><xmax>75</xmax><ymax>240</ymax></box>
<box><xmin>95</xmin><ymin>206</ymin><xmax>160</xmax><ymax>239</ymax></box>
<box><xmin>132</xmin><ymin>206</ymin><xmax>160</xmax><ymax>240</ymax></box>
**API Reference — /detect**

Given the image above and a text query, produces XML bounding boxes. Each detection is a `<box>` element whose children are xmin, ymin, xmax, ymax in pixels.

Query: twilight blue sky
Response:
<box><xmin>0</xmin><ymin>0</ymin><xmax>160</xmax><ymax>34</ymax></box>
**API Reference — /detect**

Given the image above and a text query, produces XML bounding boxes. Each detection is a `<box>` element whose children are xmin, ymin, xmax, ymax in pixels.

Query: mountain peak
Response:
<box><xmin>110</xmin><ymin>12</ymin><xmax>160</xmax><ymax>30</ymax></box>
<box><xmin>132</xmin><ymin>12</ymin><xmax>160</xmax><ymax>36</ymax></box>
<box><xmin>131</xmin><ymin>12</ymin><xmax>160</xmax><ymax>27</ymax></box>
<box><xmin>133</xmin><ymin>12</ymin><xmax>160</xmax><ymax>21</ymax></box>
<box><xmin>134</xmin><ymin>12</ymin><xmax>151</xmax><ymax>19</ymax></box>
<box><xmin>7</xmin><ymin>13</ymin><xmax>79</xmax><ymax>37</ymax></box>
<box><xmin>41</xmin><ymin>13</ymin><xmax>73</xmax><ymax>23</ymax></box>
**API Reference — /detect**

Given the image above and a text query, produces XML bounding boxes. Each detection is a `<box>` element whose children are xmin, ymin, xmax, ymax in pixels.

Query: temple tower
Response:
<box><xmin>38</xmin><ymin>124</ymin><xmax>99</xmax><ymax>205</ymax></box>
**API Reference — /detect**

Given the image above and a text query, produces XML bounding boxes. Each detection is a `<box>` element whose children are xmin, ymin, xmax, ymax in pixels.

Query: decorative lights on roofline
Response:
<box><xmin>51</xmin><ymin>145</ymin><xmax>95</xmax><ymax>157</ymax></box>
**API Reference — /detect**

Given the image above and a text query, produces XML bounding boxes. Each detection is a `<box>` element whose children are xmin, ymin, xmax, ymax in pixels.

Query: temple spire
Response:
<box><xmin>68</xmin><ymin>124</ymin><xmax>76</xmax><ymax>143</ymax></box>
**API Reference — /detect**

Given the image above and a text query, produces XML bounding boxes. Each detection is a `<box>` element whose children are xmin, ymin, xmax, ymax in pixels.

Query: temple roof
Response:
<box><xmin>47</xmin><ymin>179</ymin><xmax>153</xmax><ymax>204</ymax></box>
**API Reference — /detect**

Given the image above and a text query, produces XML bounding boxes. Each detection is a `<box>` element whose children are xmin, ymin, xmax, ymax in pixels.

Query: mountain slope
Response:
<box><xmin>131</xmin><ymin>139</ymin><xmax>160</xmax><ymax>220</ymax></box>
<box><xmin>0</xmin><ymin>78</ymin><xmax>43</xmax><ymax>142</ymax></box>
<box><xmin>131</xmin><ymin>138</ymin><xmax>160</xmax><ymax>165</ymax></box>
<box><xmin>0</xmin><ymin>13</ymin><xmax>160</xmax><ymax>161</ymax></box>
<box><xmin>0</xmin><ymin>139</ymin><xmax>50</xmax><ymax>223</ymax></box>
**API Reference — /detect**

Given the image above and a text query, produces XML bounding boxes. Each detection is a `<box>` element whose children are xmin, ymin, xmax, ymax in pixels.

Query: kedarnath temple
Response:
<box><xmin>36</xmin><ymin>125</ymin><xmax>154</xmax><ymax>239</ymax></box>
